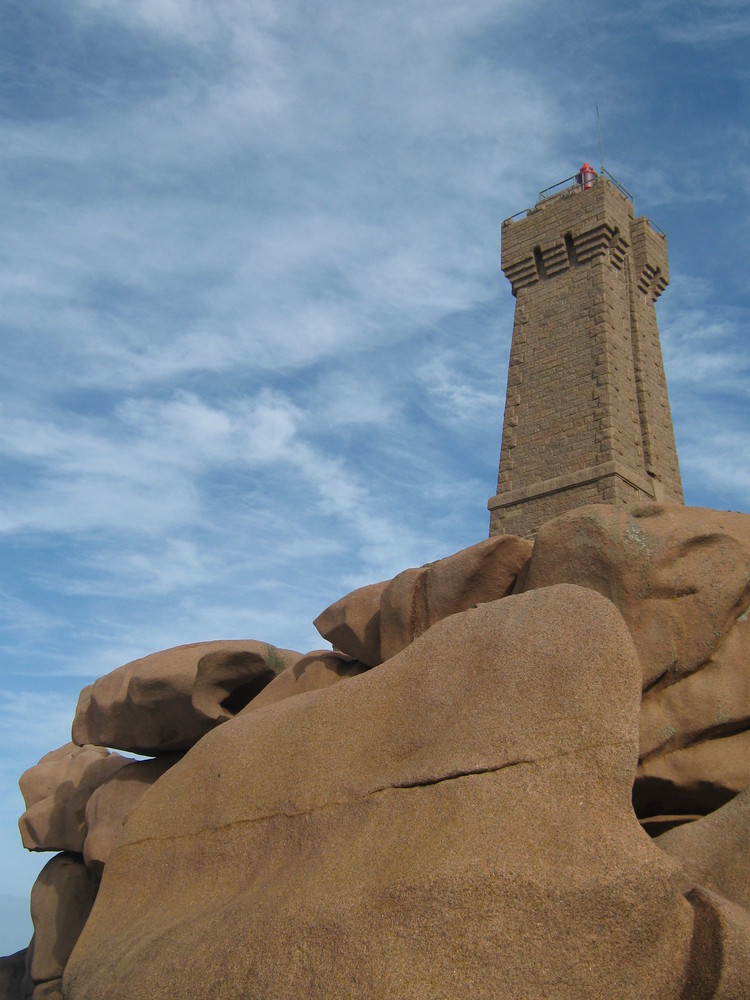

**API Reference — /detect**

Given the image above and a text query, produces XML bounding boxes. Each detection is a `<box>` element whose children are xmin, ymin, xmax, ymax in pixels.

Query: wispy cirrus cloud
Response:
<box><xmin>651</xmin><ymin>0</ymin><xmax>750</xmax><ymax>43</ymax></box>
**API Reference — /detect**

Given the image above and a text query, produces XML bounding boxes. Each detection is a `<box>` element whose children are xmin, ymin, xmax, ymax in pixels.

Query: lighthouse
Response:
<box><xmin>488</xmin><ymin>167</ymin><xmax>683</xmax><ymax>538</ymax></box>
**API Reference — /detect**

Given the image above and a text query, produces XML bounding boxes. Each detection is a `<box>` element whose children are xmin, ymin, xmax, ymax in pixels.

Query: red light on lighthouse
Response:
<box><xmin>576</xmin><ymin>162</ymin><xmax>598</xmax><ymax>190</ymax></box>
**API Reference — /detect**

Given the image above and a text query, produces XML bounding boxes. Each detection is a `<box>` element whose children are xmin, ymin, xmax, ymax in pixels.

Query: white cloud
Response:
<box><xmin>417</xmin><ymin>350</ymin><xmax>504</xmax><ymax>427</ymax></box>
<box><xmin>0</xmin><ymin>690</ymin><xmax>78</xmax><ymax>759</ymax></box>
<box><xmin>0</xmin><ymin>588</ymin><xmax>64</xmax><ymax>638</ymax></box>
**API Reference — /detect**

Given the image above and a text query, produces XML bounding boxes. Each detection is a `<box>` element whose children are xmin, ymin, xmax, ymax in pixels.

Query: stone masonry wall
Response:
<box><xmin>489</xmin><ymin>470</ymin><xmax>649</xmax><ymax>538</ymax></box>
<box><xmin>628</xmin><ymin>218</ymin><xmax>684</xmax><ymax>502</ymax></box>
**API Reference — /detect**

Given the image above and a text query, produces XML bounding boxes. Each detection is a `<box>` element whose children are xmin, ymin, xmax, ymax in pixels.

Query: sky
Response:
<box><xmin>1</xmin><ymin>0</ymin><xmax>749</xmax><ymax>957</ymax></box>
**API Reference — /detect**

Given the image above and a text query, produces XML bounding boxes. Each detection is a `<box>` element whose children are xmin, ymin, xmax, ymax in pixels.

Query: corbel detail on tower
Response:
<box><xmin>608</xmin><ymin>231</ymin><xmax>629</xmax><ymax>270</ymax></box>
<box><xmin>539</xmin><ymin>242</ymin><xmax>569</xmax><ymax>278</ymax></box>
<box><xmin>636</xmin><ymin>264</ymin><xmax>668</xmax><ymax>300</ymax></box>
<box><xmin>570</xmin><ymin>222</ymin><xmax>618</xmax><ymax>264</ymax></box>
<box><xmin>502</xmin><ymin>256</ymin><xmax>539</xmax><ymax>296</ymax></box>
<box><xmin>630</xmin><ymin>217</ymin><xmax>669</xmax><ymax>301</ymax></box>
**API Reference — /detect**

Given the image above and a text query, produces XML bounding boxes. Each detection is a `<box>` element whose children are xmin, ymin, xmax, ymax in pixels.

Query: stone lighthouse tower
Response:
<box><xmin>488</xmin><ymin>166</ymin><xmax>683</xmax><ymax>538</ymax></box>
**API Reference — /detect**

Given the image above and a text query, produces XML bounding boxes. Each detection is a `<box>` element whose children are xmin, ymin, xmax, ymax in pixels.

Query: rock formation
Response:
<box><xmin>72</xmin><ymin>640</ymin><xmax>301</xmax><ymax>755</ymax></box>
<box><xmin>62</xmin><ymin>586</ymin><xmax>707</xmax><ymax>999</ymax></box>
<box><xmin>18</xmin><ymin>745</ymin><xmax>132</xmax><ymax>855</ymax></box>
<box><xmin>0</xmin><ymin>954</ymin><xmax>25</xmax><ymax>1000</ymax></box>
<box><xmin>18</xmin><ymin>853</ymin><xmax>99</xmax><ymax>1000</ymax></box>
<box><xmin>314</xmin><ymin>533</ymin><xmax>531</xmax><ymax>665</ymax></box>
<box><xmin>2</xmin><ymin>503</ymin><xmax>749</xmax><ymax>999</ymax></box>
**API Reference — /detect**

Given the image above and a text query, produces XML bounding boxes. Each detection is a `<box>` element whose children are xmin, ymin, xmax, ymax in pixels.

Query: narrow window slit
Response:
<box><xmin>533</xmin><ymin>246</ymin><xmax>547</xmax><ymax>280</ymax></box>
<box><xmin>564</xmin><ymin>233</ymin><xmax>578</xmax><ymax>266</ymax></box>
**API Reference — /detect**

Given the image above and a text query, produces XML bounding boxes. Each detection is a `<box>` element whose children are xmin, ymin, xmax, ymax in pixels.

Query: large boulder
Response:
<box><xmin>26</xmin><ymin>854</ymin><xmax>98</xmax><ymax>999</ymax></box>
<box><xmin>72</xmin><ymin>640</ymin><xmax>300</xmax><ymax>755</ymax></box>
<box><xmin>28</xmin><ymin>984</ymin><xmax>63</xmax><ymax>999</ymax></box>
<box><xmin>519</xmin><ymin>504</ymin><xmax>750</xmax><ymax>689</ymax></box>
<box><xmin>314</xmin><ymin>534</ymin><xmax>532</xmax><ymax>665</ymax></box>
<box><xmin>635</xmin><ymin>729</ymin><xmax>750</xmax><ymax>818</ymax></box>
<box><xmin>19</xmin><ymin>745</ymin><xmax>131</xmax><ymax>854</ymax></box>
<box><xmin>64</xmin><ymin>585</ymin><xmax>747</xmax><ymax>999</ymax></box>
<box><xmin>635</xmin><ymin>611</ymin><xmax>750</xmax><ymax>818</ymax></box>
<box><xmin>656</xmin><ymin>786</ymin><xmax>750</xmax><ymax>911</ymax></box>
<box><xmin>242</xmin><ymin>650</ymin><xmax>368</xmax><ymax>714</ymax></box>
<box><xmin>82</xmin><ymin>754</ymin><xmax>181</xmax><ymax>873</ymax></box>
<box><xmin>313</xmin><ymin>580</ymin><xmax>389</xmax><ymax>666</ymax></box>
<box><xmin>519</xmin><ymin>504</ymin><xmax>750</xmax><ymax>820</ymax></box>
<box><xmin>677</xmin><ymin>887</ymin><xmax>750</xmax><ymax>999</ymax></box>
<box><xmin>638</xmin><ymin>612</ymin><xmax>750</xmax><ymax>762</ymax></box>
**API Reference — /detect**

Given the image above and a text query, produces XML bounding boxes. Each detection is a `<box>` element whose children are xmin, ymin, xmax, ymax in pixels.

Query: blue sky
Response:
<box><xmin>1</xmin><ymin>0</ymin><xmax>749</xmax><ymax>956</ymax></box>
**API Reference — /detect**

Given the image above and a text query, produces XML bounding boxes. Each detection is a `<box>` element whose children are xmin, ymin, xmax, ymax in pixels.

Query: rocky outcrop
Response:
<box><xmin>313</xmin><ymin>580</ymin><xmax>389</xmax><ymax>666</ymax></box>
<box><xmin>519</xmin><ymin>503</ymin><xmax>750</xmax><ymax>689</ymax></box>
<box><xmin>25</xmin><ymin>854</ymin><xmax>98</xmax><ymax>1000</ymax></box>
<box><xmin>27</xmin><ymin>984</ymin><xmax>63</xmax><ymax>1000</ymax></box>
<box><xmin>655</xmin><ymin>784</ymin><xmax>750</xmax><ymax>912</ymax></box>
<box><xmin>82</xmin><ymin>754</ymin><xmax>181</xmax><ymax>872</ymax></box>
<box><xmin>63</xmin><ymin>585</ymin><xmax>748</xmax><ymax>998</ymax></box>
<box><xmin>638</xmin><ymin>611</ymin><xmax>750</xmax><ymax>760</ymax></box>
<box><xmin>315</xmin><ymin>534</ymin><xmax>532</xmax><ymax>664</ymax></box>
<box><xmin>242</xmin><ymin>650</ymin><xmax>368</xmax><ymax>713</ymax></box>
<box><xmin>635</xmin><ymin>729</ymin><xmax>750</xmax><ymax>819</ymax></box>
<box><xmin>0</xmin><ymin>951</ymin><xmax>25</xmax><ymax>1000</ymax></box>
<box><xmin>4</xmin><ymin>503</ymin><xmax>748</xmax><ymax>997</ymax></box>
<box><xmin>516</xmin><ymin>504</ymin><xmax>750</xmax><ymax>823</ymax></box>
<box><xmin>18</xmin><ymin>744</ymin><xmax>131</xmax><ymax>854</ymax></box>
<box><xmin>72</xmin><ymin>640</ymin><xmax>300</xmax><ymax>755</ymax></box>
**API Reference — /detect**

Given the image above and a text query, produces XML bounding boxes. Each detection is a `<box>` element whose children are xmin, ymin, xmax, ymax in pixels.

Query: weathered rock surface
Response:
<box><xmin>638</xmin><ymin>612</ymin><xmax>750</xmax><ymax>761</ymax></box>
<box><xmin>63</xmin><ymin>585</ymin><xmax>745</xmax><ymax>1000</ymax></box>
<box><xmin>520</xmin><ymin>503</ymin><xmax>750</xmax><ymax>689</ymax></box>
<box><xmin>315</xmin><ymin>534</ymin><xmax>532</xmax><ymax>664</ymax></box>
<box><xmin>312</xmin><ymin>579</ymin><xmax>389</xmax><ymax>666</ymax></box>
<box><xmin>656</xmin><ymin>785</ymin><xmax>750</xmax><ymax>911</ymax></box>
<box><xmin>635</xmin><ymin>729</ymin><xmax>750</xmax><ymax>818</ymax></box>
<box><xmin>72</xmin><ymin>640</ymin><xmax>300</xmax><ymax>755</ymax></box>
<box><xmin>26</xmin><ymin>854</ymin><xmax>97</xmax><ymax>998</ymax></box>
<box><xmin>635</xmin><ymin>611</ymin><xmax>750</xmax><ymax>817</ymax></box>
<box><xmin>519</xmin><ymin>503</ymin><xmax>750</xmax><ymax>819</ymax></box>
<box><xmin>379</xmin><ymin>534</ymin><xmax>532</xmax><ymax>661</ymax></box>
<box><xmin>83</xmin><ymin>754</ymin><xmax>181</xmax><ymax>872</ymax></box>
<box><xmin>28</xmin><ymin>983</ymin><xmax>63</xmax><ymax>999</ymax></box>
<box><xmin>0</xmin><ymin>950</ymin><xmax>25</xmax><ymax>1000</ymax></box>
<box><xmin>19</xmin><ymin>744</ymin><xmax>131</xmax><ymax>854</ymax></box>
<box><xmin>243</xmin><ymin>650</ymin><xmax>368</xmax><ymax>713</ymax></box>
<box><xmin>678</xmin><ymin>887</ymin><xmax>750</xmax><ymax>999</ymax></box>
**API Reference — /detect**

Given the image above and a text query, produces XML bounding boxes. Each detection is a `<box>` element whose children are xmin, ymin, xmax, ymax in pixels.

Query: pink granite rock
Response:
<box><xmin>26</xmin><ymin>854</ymin><xmax>98</xmax><ymax>997</ymax></box>
<box><xmin>72</xmin><ymin>640</ymin><xmax>300</xmax><ymax>755</ymax></box>
<box><xmin>314</xmin><ymin>535</ymin><xmax>532</xmax><ymax>665</ymax></box>
<box><xmin>83</xmin><ymin>754</ymin><xmax>181</xmax><ymax>872</ymax></box>
<box><xmin>639</xmin><ymin>613</ymin><xmax>750</xmax><ymax>763</ymax></box>
<box><xmin>379</xmin><ymin>534</ymin><xmax>532</xmax><ymax>661</ymax></box>
<box><xmin>29</xmin><ymin>983</ymin><xmax>63</xmax><ymax>999</ymax></box>
<box><xmin>635</xmin><ymin>729</ymin><xmax>750</xmax><ymax>818</ymax></box>
<box><xmin>64</xmin><ymin>585</ymin><xmax>749</xmax><ymax>999</ymax></box>
<box><xmin>519</xmin><ymin>503</ymin><xmax>750</xmax><ymax>820</ymax></box>
<box><xmin>242</xmin><ymin>650</ymin><xmax>368</xmax><ymax>713</ymax></box>
<box><xmin>636</xmin><ymin>611</ymin><xmax>750</xmax><ymax>818</ymax></box>
<box><xmin>19</xmin><ymin>745</ymin><xmax>131</xmax><ymax>854</ymax></box>
<box><xmin>656</xmin><ymin>786</ymin><xmax>750</xmax><ymax>911</ymax></box>
<box><xmin>313</xmin><ymin>580</ymin><xmax>388</xmax><ymax>666</ymax></box>
<box><xmin>520</xmin><ymin>503</ymin><xmax>750</xmax><ymax>689</ymax></box>
<box><xmin>0</xmin><ymin>950</ymin><xmax>25</xmax><ymax>1000</ymax></box>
